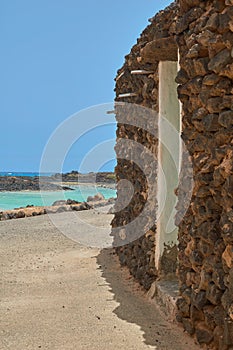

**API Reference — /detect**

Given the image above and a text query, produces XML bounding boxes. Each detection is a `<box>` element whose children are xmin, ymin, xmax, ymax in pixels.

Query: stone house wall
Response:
<box><xmin>111</xmin><ymin>2</ymin><xmax>179</xmax><ymax>290</ymax></box>
<box><xmin>112</xmin><ymin>0</ymin><xmax>233</xmax><ymax>349</ymax></box>
<box><xmin>175</xmin><ymin>1</ymin><xmax>233</xmax><ymax>349</ymax></box>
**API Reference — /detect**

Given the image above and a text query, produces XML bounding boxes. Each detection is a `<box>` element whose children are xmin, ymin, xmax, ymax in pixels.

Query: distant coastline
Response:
<box><xmin>0</xmin><ymin>171</ymin><xmax>116</xmax><ymax>192</ymax></box>
<box><xmin>0</xmin><ymin>172</ymin><xmax>116</xmax><ymax>211</ymax></box>
<box><xmin>0</xmin><ymin>176</ymin><xmax>73</xmax><ymax>192</ymax></box>
<box><xmin>0</xmin><ymin>172</ymin><xmax>55</xmax><ymax>177</ymax></box>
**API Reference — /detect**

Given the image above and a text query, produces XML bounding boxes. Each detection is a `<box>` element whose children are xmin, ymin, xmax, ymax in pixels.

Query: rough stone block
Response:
<box><xmin>179</xmin><ymin>0</ymin><xmax>201</xmax><ymax>14</ymax></box>
<box><xmin>220</xmin><ymin>63</ymin><xmax>233</xmax><ymax>80</ymax></box>
<box><xmin>196</xmin><ymin>322</ymin><xmax>214</xmax><ymax>345</ymax></box>
<box><xmin>223</xmin><ymin>317</ymin><xmax>233</xmax><ymax>346</ymax></box>
<box><xmin>192</xmin><ymin>290</ymin><xmax>208</xmax><ymax>310</ymax></box>
<box><xmin>177</xmin><ymin>297</ymin><xmax>190</xmax><ymax>317</ymax></box>
<box><xmin>205</xmin><ymin>13</ymin><xmax>219</xmax><ymax>31</ymax></box>
<box><xmin>206</xmin><ymin>283</ymin><xmax>223</xmax><ymax>305</ymax></box>
<box><xmin>176</xmin><ymin>7</ymin><xmax>204</xmax><ymax>34</ymax></box>
<box><xmin>197</xmin><ymin>30</ymin><xmax>215</xmax><ymax>47</ymax></box>
<box><xmin>222</xmin><ymin>245</ymin><xmax>233</xmax><ymax>269</ymax></box>
<box><xmin>182</xmin><ymin>317</ymin><xmax>195</xmax><ymax>335</ymax></box>
<box><xmin>182</xmin><ymin>287</ymin><xmax>192</xmax><ymax>305</ymax></box>
<box><xmin>213</xmin><ymin>305</ymin><xmax>226</xmax><ymax>326</ymax></box>
<box><xmin>194</xmin><ymin>57</ymin><xmax>210</xmax><ymax>76</ymax></box>
<box><xmin>203</xmin><ymin>73</ymin><xmax>221</xmax><ymax>85</ymax></box>
<box><xmin>203</xmin><ymin>305</ymin><xmax>216</xmax><ymax>330</ymax></box>
<box><xmin>206</xmin><ymin>97</ymin><xmax>223</xmax><ymax>113</ymax></box>
<box><xmin>175</xmin><ymin>68</ymin><xmax>189</xmax><ymax>84</ymax></box>
<box><xmin>213</xmin><ymin>326</ymin><xmax>225</xmax><ymax>350</ymax></box>
<box><xmin>219</xmin><ymin>13</ymin><xmax>231</xmax><ymax>33</ymax></box>
<box><xmin>203</xmin><ymin>113</ymin><xmax>221</xmax><ymax>131</ymax></box>
<box><xmin>221</xmin><ymin>95</ymin><xmax>233</xmax><ymax>109</ymax></box>
<box><xmin>191</xmin><ymin>304</ymin><xmax>205</xmax><ymax>322</ymax></box>
<box><xmin>218</xmin><ymin>111</ymin><xmax>233</xmax><ymax>128</ymax></box>
<box><xmin>208</xmin><ymin>49</ymin><xmax>232</xmax><ymax>73</ymax></box>
<box><xmin>213</xmin><ymin>0</ymin><xmax>227</xmax><ymax>12</ymax></box>
<box><xmin>199</xmin><ymin>269</ymin><xmax>212</xmax><ymax>290</ymax></box>
<box><xmin>198</xmin><ymin>239</ymin><xmax>214</xmax><ymax>258</ymax></box>
<box><xmin>140</xmin><ymin>37</ymin><xmax>178</xmax><ymax>63</ymax></box>
<box><xmin>212</xmin><ymin>268</ymin><xmax>226</xmax><ymax>290</ymax></box>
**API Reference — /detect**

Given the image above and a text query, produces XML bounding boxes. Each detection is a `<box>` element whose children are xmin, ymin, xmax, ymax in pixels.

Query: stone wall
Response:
<box><xmin>175</xmin><ymin>1</ymin><xmax>233</xmax><ymax>349</ymax></box>
<box><xmin>113</xmin><ymin>0</ymin><xmax>233</xmax><ymax>348</ymax></box>
<box><xmin>112</xmin><ymin>3</ymin><xmax>178</xmax><ymax>290</ymax></box>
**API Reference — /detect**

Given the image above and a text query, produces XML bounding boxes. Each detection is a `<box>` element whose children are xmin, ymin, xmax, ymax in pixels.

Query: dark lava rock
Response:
<box><xmin>0</xmin><ymin>176</ymin><xmax>73</xmax><ymax>192</ymax></box>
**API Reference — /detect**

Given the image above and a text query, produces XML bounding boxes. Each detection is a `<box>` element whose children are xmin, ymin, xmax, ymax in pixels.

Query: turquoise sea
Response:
<box><xmin>0</xmin><ymin>172</ymin><xmax>116</xmax><ymax>210</ymax></box>
<box><xmin>0</xmin><ymin>185</ymin><xmax>116</xmax><ymax>211</ymax></box>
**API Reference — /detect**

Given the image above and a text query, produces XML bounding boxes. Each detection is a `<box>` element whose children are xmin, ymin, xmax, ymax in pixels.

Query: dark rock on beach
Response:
<box><xmin>0</xmin><ymin>196</ymin><xmax>116</xmax><ymax>221</ymax></box>
<box><xmin>86</xmin><ymin>192</ymin><xmax>105</xmax><ymax>202</ymax></box>
<box><xmin>52</xmin><ymin>199</ymin><xmax>80</xmax><ymax>206</ymax></box>
<box><xmin>51</xmin><ymin>171</ymin><xmax>116</xmax><ymax>187</ymax></box>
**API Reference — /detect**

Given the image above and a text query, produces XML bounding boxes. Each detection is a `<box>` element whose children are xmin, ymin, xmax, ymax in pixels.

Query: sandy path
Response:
<box><xmin>0</xmin><ymin>212</ymin><xmax>200</xmax><ymax>350</ymax></box>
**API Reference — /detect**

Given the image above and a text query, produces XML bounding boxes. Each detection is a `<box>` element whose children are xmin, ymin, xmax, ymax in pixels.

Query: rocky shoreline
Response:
<box><xmin>0</xmin><ymin>195</ymin><xmax>116</xmax><ymax>221</ymax></box>
<box><xmin>0</xmin><ymin>171</ymin><xmax>116</xmax><ymax>192</ymax></box>
<box><xmin>52</xmin><ymin>171</ymin><xmax>116</xmax><ymax>185</ymax></box>
<box><xmin>0</xmin><ymin>176</ymin><xmax>73</xmax><ymax>192</ymax></box>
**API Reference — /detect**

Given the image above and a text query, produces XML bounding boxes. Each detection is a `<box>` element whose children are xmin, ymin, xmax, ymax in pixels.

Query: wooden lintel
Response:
<box><xmin>140</xmin><ymin>37</ymin><xmax>178</xmax><ymax>63</ymax></box>
<box><xmin>118</xmin><ymin>93</ymin><xmax>137</xmax><ymax>98</ymax></box>
<box><xmin>106</xmin><ymin>110</ymin><xmax>116</xmax><ymax>114</ymax></box>
<box><xmin>116</xmin><ymin>71</ymin><xmax>125</xmax><ymax>81</ymax></box>
<box><xmin>131</xmin><ymin>70</ymin><xmax>155</xmax><ymax>75</ymax></box>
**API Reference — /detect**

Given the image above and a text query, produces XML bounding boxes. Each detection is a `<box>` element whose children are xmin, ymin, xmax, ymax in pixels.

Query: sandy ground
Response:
<box><xmin>0</xmin><ymin>211</ymin><xmax>200</xmax><ymax>350</ymax></box>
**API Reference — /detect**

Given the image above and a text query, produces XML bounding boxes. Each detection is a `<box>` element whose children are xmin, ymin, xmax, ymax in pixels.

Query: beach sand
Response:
<box><xmin>0</xmin><ymin>211</ymin><xmax>200</xmax><ymax>350</ymax></box>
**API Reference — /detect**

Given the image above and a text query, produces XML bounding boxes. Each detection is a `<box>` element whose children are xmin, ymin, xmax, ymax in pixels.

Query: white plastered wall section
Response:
<box><xmin>155</xmin><ymin>60</ymin><xmax>181</xmax><ymax>271</ymax></box>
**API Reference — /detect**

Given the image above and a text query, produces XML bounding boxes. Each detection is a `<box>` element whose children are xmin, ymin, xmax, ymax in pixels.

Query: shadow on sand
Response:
<box><xmin>96</xmin><ymin>248</ymin><xmax>173</xmax><ymax>349</ymax></box>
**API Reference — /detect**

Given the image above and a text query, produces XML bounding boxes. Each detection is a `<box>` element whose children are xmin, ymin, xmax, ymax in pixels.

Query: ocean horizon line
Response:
<box><xmin>0</xmin><ymin>172</ymin><xmax>55</xmax><ymax>177</ymax></box>
<box><xmin>0</xmin><ymin>171</ymin><xmax>115</xmax><ymax>177</ymax></box>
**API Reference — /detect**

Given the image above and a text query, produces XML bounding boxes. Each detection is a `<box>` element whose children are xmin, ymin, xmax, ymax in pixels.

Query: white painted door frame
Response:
<box><xmin>155</xmin><ymin>60</ymin><xmax>181</xmax><ymax>271</ymax></box>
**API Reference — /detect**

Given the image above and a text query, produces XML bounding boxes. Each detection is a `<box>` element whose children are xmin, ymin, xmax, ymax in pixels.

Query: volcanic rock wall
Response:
<box><xmin>175</xmin><ymin>1</ymin><xmax>233</xmax><ymax>349</ymax></box>
<box><xmin>113</xmin><ymin>0</ymin><xmax>233</xmax><ymax>348</ymax></box>
<box><xmin>112</xmin><ymin>3</ymin><xmax>178</xmax><ymax>290</ymax></box>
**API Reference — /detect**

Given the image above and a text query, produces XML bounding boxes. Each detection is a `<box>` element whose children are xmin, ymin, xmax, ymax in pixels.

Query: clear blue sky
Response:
<box><xmin>0</xmin><ymin>0</ymin><xmax>171</xmax><ymax>173</ymax></box>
